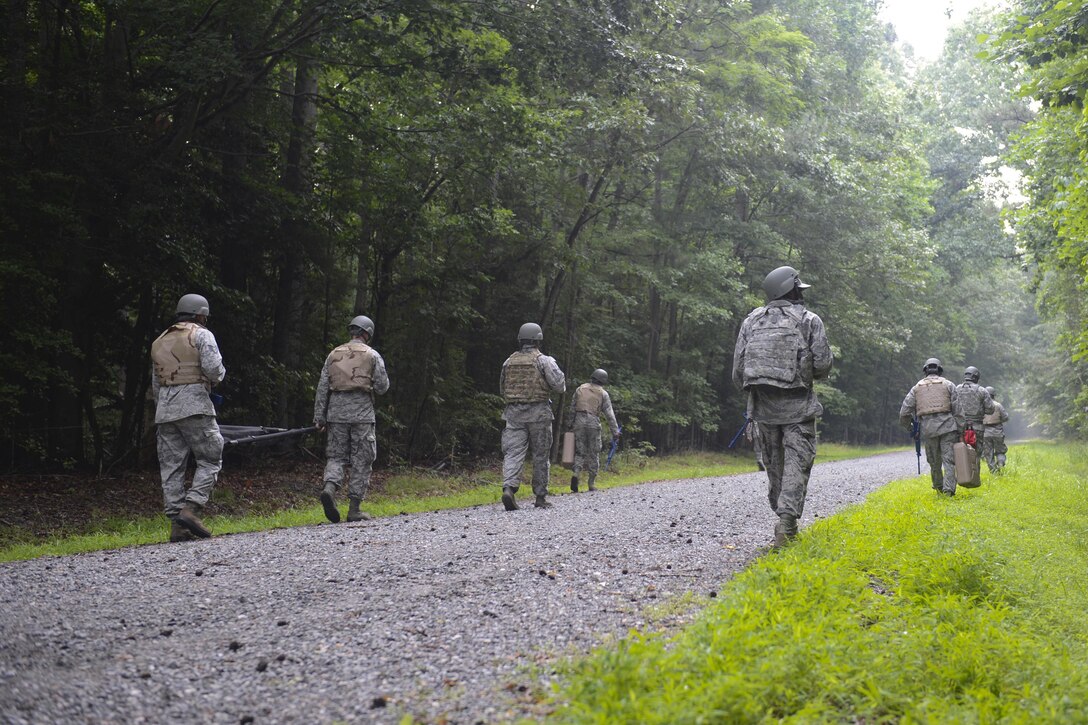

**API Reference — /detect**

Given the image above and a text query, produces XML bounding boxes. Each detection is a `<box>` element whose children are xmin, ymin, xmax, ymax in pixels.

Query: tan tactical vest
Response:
<box><xmin>914</xmin><ymin>377</ymin><xmax>952</xmax><ymax>415</ymax></box>
<box><xmin>502</xmin><ymin>350</ymin><xmax>550</xmax><ymax>403</ymax></box>
<box><xmin>575</xmin><ymin>383</ymin><xmax>605</xmax><ymax>413</ymax></box>
<box><xmin>741</xmin><ymin>305</ymin><xmax>810</xmax><ymax>390</ymax></box>
<box><xmin>327</xmin><ymin>341</ymin><xmax>377</xmax><ymax>392</ymax></box>
<box><xmin>151</xmin><ymin>322</ymin><xmax>209</xmax><ymax>386</ymax></box>
<box><xmin>983</xmin><ymin>403</ymin><xmax>1003</xmax><ymax>425</ymax></box>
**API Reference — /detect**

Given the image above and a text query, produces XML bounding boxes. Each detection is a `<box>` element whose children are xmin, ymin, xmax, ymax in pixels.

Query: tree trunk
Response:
<box><xmin>272</xmin><ymin>55</ymin><xmax>319</xmax><ymax>425</ymax></box>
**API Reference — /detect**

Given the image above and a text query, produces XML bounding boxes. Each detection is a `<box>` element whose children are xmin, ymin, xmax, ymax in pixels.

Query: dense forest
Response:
<box><xmin>1</xmin><ymin>0</ymin><xmax>1086</xmax><ymax>472</ymax></box>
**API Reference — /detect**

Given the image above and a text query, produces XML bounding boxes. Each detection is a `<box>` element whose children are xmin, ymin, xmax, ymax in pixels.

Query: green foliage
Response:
<box><xmin>553</xmin><ymin>443</ymin><xmax>1088</xmax><ymax>722</ymax></box>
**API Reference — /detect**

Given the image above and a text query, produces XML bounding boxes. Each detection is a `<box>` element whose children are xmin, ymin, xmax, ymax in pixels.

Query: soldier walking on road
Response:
<box><xmin>899</xmin><ymin>358</ymin><xmax>963</xmax><ymax>496</ymax></box>
<box><xmin>982</xmin><ymin>386</ymin><xmax>1010</xmax><ymax>473</ymax></box>
<box><xmin>150</xmin><ymin>294</ymin><xmax>226</xmax><ymax>542</ymax></box>
<box><xmin>568</xmin><ymin>369</ymin><xmax>620</xmax><ymax>493</ymax></box>
<box><xmin>732</xmin><ymin>266</ymin><xmax>833</xmax><ymax>547</ymax></box>
<box><xmin>314</xmin><ymin>316</ymin><xmax>390</xmax><ymax>523</ymax></box>
<box><xmin>956</xmin><ymin>366</ymin><xmax>994</xmax><ymax>487</ymax></box>
<box><xmin>500</xmin><ymin>323</ymin><xmax>566</xmax><ymax>510</ymax></box>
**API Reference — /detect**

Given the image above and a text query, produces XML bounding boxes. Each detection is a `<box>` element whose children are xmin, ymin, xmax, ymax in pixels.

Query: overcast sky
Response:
<box><xmin>878</xmin><ymin>0</ymin><xmax>1004</xmax><ymax>62</ymax></box>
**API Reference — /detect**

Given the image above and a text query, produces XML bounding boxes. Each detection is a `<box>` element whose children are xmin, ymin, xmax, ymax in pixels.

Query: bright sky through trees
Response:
<box><xmin>879</xmin><ymin>0</ymin><xmax>1004</xmax><ymax>61</ymax></box>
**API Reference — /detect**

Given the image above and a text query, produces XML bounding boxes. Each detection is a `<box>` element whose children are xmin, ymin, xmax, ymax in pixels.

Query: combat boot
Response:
<box><xmin>169</xmin><ymin>519</ymin><xmax>196</xmax><ymax>543</ymax></box>
<box><xmin>570</xmin><ymin>475</ymin><xmax>579</xmax><ymax>493</ymax></box>
<box><xmin>587</xmin><ymin>474</ymin><xmax>597</xmax><ymax>491</ymax></box>
<box><xmin>320</xmin><ymin>482</ymin><xmax>340</xmax><ymax>523</ymax></box>
<box><xmin>501</xmin><ymin>487</ymin><xmax>519</xmax><ymax>511</ymax></box>
<box><xmin>175</xmin><ymin>504</ymin><xmax>211</xmax><ymax>539</ymax></box>
<box><xmin>773</xmin><ymin>514</ymin><xmax>797</xmax><ymax>548</ymax></box>
<box><xmin>347</xmin><ymin>498</ymin><xmax>371</xmax><ymax>522</ymax></box>
<box><xmin>534</xmin><ymin>495</ymin><xmax>553</xmax><ymax>509</ymax></box>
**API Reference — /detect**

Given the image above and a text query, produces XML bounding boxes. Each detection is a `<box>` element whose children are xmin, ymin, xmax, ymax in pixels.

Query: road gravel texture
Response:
<box><xmin>0</xmin><ymin>451</ymin><xmax>919</xmax><ymax>724</ymax></box>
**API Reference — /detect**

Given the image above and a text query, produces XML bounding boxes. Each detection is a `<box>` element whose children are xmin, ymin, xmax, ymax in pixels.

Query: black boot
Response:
<box><xmin>501</xmin><ymin>487</ymin><xmax>519</xmax><ymax>511</ymax></box>
<box><xmin>347</xmin><ymin>498</ymin><xmax>371</xmax><ymax>522</ymax></box>
<box><xmin>176</xmin><ymin>504</ymin><xmax>211</xmax><ymax>539</ymax></box>
<box><xmin>169</xmin><ymin>519</ymin><xmax>196</xmax><ymax>543</ymax></box>
<box><xmin>534</xmin><ymin>495</ymin><xmax>553</xmax><ymax>509</ymax></box>
<box><xmin>570</xmin><ymin>475</ymin><xmax>579</xmax><ymax>493</ymax></box>
<box><xmin>587</xmin><ymin>474</ymin><xmax>597</xmax><ymax>491</ymax></box>
<box><xmin>773</xmin><ymin>514</ymin><xmax>796</xmax><ymax>548</ymax></box>
<box><xmin>320</xmin><ymin>483</ymin><xmax>340</xmax><ymax>523</ymax></box>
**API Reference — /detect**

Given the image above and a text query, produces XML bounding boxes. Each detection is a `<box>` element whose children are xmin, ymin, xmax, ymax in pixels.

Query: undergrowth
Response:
<box><xmin>554</xmin><ymin>441</ymin><xmax>1088</xmax><ymax>723</ymax></box>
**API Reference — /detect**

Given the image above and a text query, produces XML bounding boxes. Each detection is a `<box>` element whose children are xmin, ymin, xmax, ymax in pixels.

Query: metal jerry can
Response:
<box><xmin>954</xmin><ymin>442</ymin><xmax>979</xmax><ymax>487</ymax></box>
<box><xmin>561</xmin><ymin>431</ymin><xmax>576</xmax><ymax>468</ymax></box>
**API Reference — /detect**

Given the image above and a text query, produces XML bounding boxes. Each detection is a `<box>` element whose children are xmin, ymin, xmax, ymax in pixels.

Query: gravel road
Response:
<box><xmin>0</xmin><ymin>451</ymin><xmax>919</xmax><ymax>724</ymax></box>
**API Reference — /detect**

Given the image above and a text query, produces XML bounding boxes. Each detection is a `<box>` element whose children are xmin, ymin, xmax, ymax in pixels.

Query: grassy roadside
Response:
<box><xmin>553</xmin><ymin>441</ymin><xmax>1088</xmax><ymax>723</ymax></box>
<box><xmin>0</xmin><ymin>443</ymin><xmax>899</xmax><ymax>562</ymax></box>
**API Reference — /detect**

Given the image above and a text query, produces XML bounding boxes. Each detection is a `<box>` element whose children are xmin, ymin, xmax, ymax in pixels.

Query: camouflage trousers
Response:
<box><xmin>571</xmin><ymin>425</ymin><xmax>602</xmax><ymax>478</ymax></box>
<box><xmin>501</xmin><ymin>421</ymin><xmax>552</xmax><ymax>496</ymax></box>
<box><xmin>323</xmin><ymin>422</ymin><xmax>377</xmax><ymax>500</ymax></box>
<box><xmin>983</xmin><ymin>434</ymin><xmax>1007</xmax><ymax>472</ymax></box>
<box><xmin>758</xmin><ymin>420</ymin><xmax>816</xmax><ymax>519</ymax></box>
<box><xmin>157</xmin><ymin>415</ymin><xmax>224</xmax><ymax>518</ymax></box>
<box><xmin>925</xmin><ymin>431</ymin><xmax>958</xmax><ymax>494</ymax></box>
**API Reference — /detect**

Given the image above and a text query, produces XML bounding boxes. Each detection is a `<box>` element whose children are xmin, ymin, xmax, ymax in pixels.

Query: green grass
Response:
<box><xmin>0</xmin><ymin>443</ymin><xmax>891</xmax><ymax>562</ymax></box>
<box><xmin>553</xmin><ymin>441</ymin><xmax>1088</xmax><ymax>723</ymax></box>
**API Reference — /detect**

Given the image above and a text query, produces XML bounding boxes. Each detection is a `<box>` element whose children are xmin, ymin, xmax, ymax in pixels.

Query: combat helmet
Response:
<box><xmin>964</xmin><ymin>366</ymin><xmax>980</xmax><ymax>383</ymax></box>
<box><xmin>176</xmin><ymin>293</ymin><xmax>210</xmax><ymax>317</ymax></box>
<box><xmin>518</xmin><ymin>322</ymin><xmax>543</xmax><ymax>344</ymax></box>
<box><xmin>348</xmin><ymin>315</ymin><xmax>375</xmax><ymax>340</ymax></box>
<box><xmin>923</xmin><ymin>358</ymin><xmax>943</xmax><ymax>375</ymax></box>
<box><xmin>762</xmin><ymin>266</ymin><xmax>811</xmax><ymax>301</ymax></box>
<box><xmin>985</xmin><ymin>386</ymin><xmax>996</xmax><ymax>399</ymax></box>
<box><xmin>590</xmin><ymin>369</ymin><xmax>608</xmax><ymax>385</ymax></box>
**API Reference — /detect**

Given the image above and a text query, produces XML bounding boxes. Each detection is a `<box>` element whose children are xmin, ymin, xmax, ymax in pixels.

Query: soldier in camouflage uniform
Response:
<box><xmin>956</xmin><ymin>366</ymin><xmax>995</xmax><ymax>488</ymax></box>
<box><xmin>314</xmin><ymin>315</ymin><xmax>390</xmax><ymax>523</ymax></box>
<box><xmin>568</xmin><ymin>368</ymin><xmax>620</xmax><ymax>493</ymax></box>
<box><xmin>150</xmin><ymin>293</ymin><xmax>226</xmax><ymax>542</ymax></box>
<box><xmin>899</xmin><ymin>358</ymin><xmax>963</xmax><ymax>496</ymax></box>
<box><xmin>732</xmin><ymin>266</ymin><xmax>833</xmax><ymax>547</ymax></box>
<box><xmin>500</xmin><ymin>323</ymin><xmax>566</xmax><ymax>510</ymax></box>
<box><xmin>982</xmin><ymin>386</ymin><xmax>1010</xmax><ymax>473</ymax></box>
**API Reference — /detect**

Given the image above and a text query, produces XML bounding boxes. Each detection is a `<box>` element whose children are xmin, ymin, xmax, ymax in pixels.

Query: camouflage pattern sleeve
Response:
<box><xmin>898</xmin><ymin>385</ymin><xmax>916</xmax><ymax>429</ymax></box>
<box><xmin>950</xmin><ymin>382</ymin><xmax>965</xmax><ymax>430</ymax></box>
<box><xmin>371</xmin><ymin>350</ymin><xmax>390</xmax><ymax>395</ymax></box>
<box><xmin>195</xmin><ymin>328</ymin><xmax>226</xmax><ymax>385</ymax></box>
<box><xmin>313</xmin><ymin>359</ymin><xmax>331</xmax><ymax>426</ymax></box>
<box><xmin>981</xmin><ymin>388</ymin><xmax>995</xmax><ymax>416</ymax></box>
<box><xmin>151</xmin><ymin>362</ymin><xmax>161</xmax><ymax>399</ymax></box>
<box><xmin>807</xmin><ymin>312</ymin><xmax>832</xmax><ymax>380</ymax></box>
<box><xmin>1000</xmin><ymin>403</ymin><xmax>1009</xmax><ymax>424</ymax></box>
<box><xmin>539</xmin><ymin>355</ymin><xmax>566</xmax><ymax>393</ymax></box>
<box><xmin>601</xmin><ymin>389</ymin><xmax>620</xmax><ymax>437</ymax></box>
<box><xmin>731</xmin><ymin>317</ymin><xmax>750</xmax><ymax>390</ymax></box>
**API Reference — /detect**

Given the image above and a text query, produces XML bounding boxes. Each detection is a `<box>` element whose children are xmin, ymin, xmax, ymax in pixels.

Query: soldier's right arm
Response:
<box><xmin>196</xmin><ymin>329</ymin><xmax>226</xmax><ymax>385</ymax></box>
<box><xmin>540</xmin><ymin>355</ymin><xmax>566</xmax><ymax>393</ymax></box>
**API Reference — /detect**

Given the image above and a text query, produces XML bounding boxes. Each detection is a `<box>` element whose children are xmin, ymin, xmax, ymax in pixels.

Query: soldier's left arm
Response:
<box><xmin>981</xmin><ymin>388</ymin><xmax>995</xmax><ymax>415</ymax></box>
<box><xmin>807</xmin><ymin>313</ymin><xmax>833</xmax><ymax>380</ymax></box>
<box><xmin>898</xmin><ymin>387</ymin><xmax>916</xmax><ymax>429</ymax></box>
<box><xmin>601</xmin><ymin>390</ymin><xmax>620</xmax><ymax>437</ymax></box>
<box><xmin>196</xmin><ymin>329</ymin><xmax>226</xmax><ymax>385</ymax></box>
<box><xmin>371</xmin><ymin>352</ymin><xmax>391</xmax><ymax>395</ymax></box>
<box><xmin>950</xmin><ymin>383</ymin><xmax>965</xmax><ymax>431</ymax></box>
<box><xmin>1000</xmin><ymin>403</ymin><xmax>1009</xmax><ymax>424</ymax></box>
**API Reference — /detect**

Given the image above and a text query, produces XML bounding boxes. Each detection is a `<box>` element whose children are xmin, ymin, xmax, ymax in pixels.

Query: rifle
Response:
<box><xmin>606</xmin><ymin>426</ymin><xmax>622</xmax><ymax>470</ymax></box>
<box><xmin>910</xmin><ymin>416</ymin><xmax>921</xmax><ymax>474</ymax></box>
<box><xmin>220</xmin><ymin>425</ymin><xmax>319</xmax><ymax>448</ymax></box>
<box><xmin>728</xmin><ymin>414</ymin><xmax>750</xmax><ymax>449</ymax></box>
